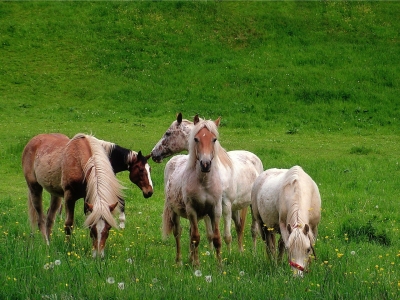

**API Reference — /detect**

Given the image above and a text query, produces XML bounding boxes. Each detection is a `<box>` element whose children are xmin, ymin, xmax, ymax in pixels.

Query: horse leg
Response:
<box><xmin>277</xmin><ymin>236</ymin><xmax>285</xmax><ymax>262</ymax></box>
<box><xmin>64</xmin><ymin>190</ymin><xmax>77</xmax><ymax>237</ymax></box>
<box><xmin>27</xmin><ymin>184</ymin><xmax>47</xmax><ymax>243</ymax></box>
<box><xmin>188</xmin><ymin>215</ymin><xmax>200</xmax><ymax>266</ymax></box>
<box><xmin>172</xmin><ymin>213</ymin><xmax>182</xmax><ymax>264</ymax></box>
<box><xmin>118</xmin><ymin>196</ymin><xmax>126</xmax><ymax>229</ymax></box>
<box><xmin>250</xmin><ymin>205</ymin><xmax>259</xmax><ymax>250</ymax></box>
<box><xmin>203</xmin><ymin>215</ymin><xmax>214</xmax><ymax>250</ymax></box>
<box><xmin>233</xmin><ymin>207</ymin><xmax>247</xmax><ymax>252</ymax></box>
<box><xmin>211</xmin><ymin>215</ymin><xmax>222</xmax><ymax>265</ymax></box>
<box><xmin>45</xmin><ymin>195</ymin><xmax>62</xmax><ymax>242</ymax></box>
<box><xmin>222</xmin><ymin>200</ymin><xmax>232</xmax><ymax>253</ymax></box>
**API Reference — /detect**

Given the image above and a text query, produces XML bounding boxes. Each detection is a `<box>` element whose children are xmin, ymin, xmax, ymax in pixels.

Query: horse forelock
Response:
<box><xmin>287</xmin><ymin>226</ymin><xmax>314</xmax><ymax>254</ymax></box>
<box><xmin>127</xmin><ymin>150</ymin><xmax>138</xmax><ymax>165</ymax></box>
<box><xmin>82</xmin><ymin>135</ymin><xmax>123</xmax><ymax>229</ymax></box>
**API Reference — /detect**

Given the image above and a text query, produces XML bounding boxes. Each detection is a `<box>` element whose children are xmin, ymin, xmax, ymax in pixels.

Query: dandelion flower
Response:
<box><xmin>54</xmin><ymin>260</ymin><xmax>61</xmax><ymax>266</ymax></box>
<box><xmin>205</xmin><ymin>275</ymin><xmax>212</xmax><ymax>283</ymax></box>
<box><xmin>351</xmin><ymin>251</ymin><xmax>356</xmax><ymax>255</ymax></box>
<box><xmin>194</xmin><ymin>270</ymin><xmax>202</xmax><ymax>277</ymax></box>
<box><xmin>205</xmin><ymin>251</ymin><xmax>210</xmax><ymax>256</ymax></box>
<box><xmin>152</xmin><ymin>278</ymin><xmax>158</xmax><ymax>283</ymax></box>
<box><xmin>118</xmin><ymin>282</ymin><xmax>125</xmax><ymax>290</ymax></box>
<box><xmin>107</xmin><ymin>277</ymin><xmax>115</xmax><ymax>284</ymax></box>
<box><xmin>239</xmin><ymin>271</ymin><xmax>245</xmax><ymax>276</ymax></box>
<box><xmin>126</xmin><ymin>258</ymin><xmax>133</xmax><ymax>264</ymax></box>
<box><xmin>43</xmin><ymin>263</ymin><xmax>50</xmax><ymax>270</ymax></box>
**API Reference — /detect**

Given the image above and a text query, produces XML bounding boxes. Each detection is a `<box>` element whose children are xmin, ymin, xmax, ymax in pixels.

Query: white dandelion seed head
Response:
<box><xmin>205</xmin><ymin>275</ymin><xmax>212</xmax><ymax>283</ymax></box>
<box><xmin>54</xmin><ymin>260</ymin><xmax>61</xmax><ymax>266</ymax></box>
<box><xmin>152</xmin><ymin>278</ymin><xmax>158</xmax><ymax>283</ymax></box>
<box><xmin>239</xmin><ymin>271</ymin><xmax>245</xmax><ymax>276</ymax></box>
<box><xmin>205</xmin><ymin>251</ymin><xmax>210</xmax><ymax>256</ymax></box>
<box><xmin>43</xmin><ymin>263</ymin><xmax>50</xmax><ymax>270</ymax></box>
<box><xmin>194</xmin><ymin>270</ymin><xmax>202</xmax><ymax>277</ymax></box>
<box><xmin>107</xmin><ymin>277</ymin><xmax>115</xmax><ymax>284</ymax></box>
<box><xmin>118</xmin><ymin>282</ymin><xmax>125</xmax><ymax>290</ymax></box>
<box><xmin>351</xmin><ymin>251</ymin><xmax>356</xmax><ymax>255</ymax></box>
<box><xmin>126</xmin><ymin>258</ymin><xmax>133</xmax><ymax>264</ymax></box>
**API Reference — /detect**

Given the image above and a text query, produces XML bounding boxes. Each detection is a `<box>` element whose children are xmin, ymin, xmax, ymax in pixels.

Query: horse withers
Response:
<box><xmin>162</xmin><ymin>116</ymin><xmax>228</xmax><ymax>266</ymax></box>
<box><xmin>251</xmin><ymin>166</ymin><xmax>321</xmax><ymax>276</ymax></box>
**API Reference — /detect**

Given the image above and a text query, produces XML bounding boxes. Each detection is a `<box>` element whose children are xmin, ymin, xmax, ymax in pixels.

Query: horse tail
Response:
<box><xmin>77</xmin><ymin>135</ymin><xmax>123</xmax><ymax>229</ymax></box>
<box><xmin>162</xmin><ymin>199</ymin><xmax>174</xmax><ymax>239</ymax></box>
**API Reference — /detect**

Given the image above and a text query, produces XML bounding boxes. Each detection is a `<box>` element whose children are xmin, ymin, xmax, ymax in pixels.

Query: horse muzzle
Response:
<box><xmin>200</xmin><ymin>160</ymin><xmax>212</xmax><ymax>172</ymax></box>
<box><xmin>143</xmin><ymin>190</ymin><xmax>153</xmax><ymax>198</ymax></box>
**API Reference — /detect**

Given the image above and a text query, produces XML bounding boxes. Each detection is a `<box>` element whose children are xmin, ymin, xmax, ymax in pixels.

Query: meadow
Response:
<box><xmin>0</xmin><ymin>1</ymin><xmax>399</xmax><ymax>299</ymax></box>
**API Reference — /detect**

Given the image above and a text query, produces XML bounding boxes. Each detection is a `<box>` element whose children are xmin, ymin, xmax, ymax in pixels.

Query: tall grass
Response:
<box><xmin>0</xmin><ymin>1</ymin><xmax>399</xmax><ymax>299</ymax></box>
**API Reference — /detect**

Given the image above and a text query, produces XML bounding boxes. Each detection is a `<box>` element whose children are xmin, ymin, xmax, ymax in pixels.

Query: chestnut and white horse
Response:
<box><xmin>152</xmin><ymin>113</ymin><xmax>263</xmax><ymax>252</ymax></box>
<box><xmin>163</xmin><ymin>117</ymin><xmax>228</xmax><ymax>266</ymax></box>
<box><xmin>22</xmin><ymin>133</ymin><xmax>124</xmax><ymax>257</ymax></box>
<box><xmin>251</xmin><ymin>166</ymin><xmax>321</xmax><ymax>276</ymax></box>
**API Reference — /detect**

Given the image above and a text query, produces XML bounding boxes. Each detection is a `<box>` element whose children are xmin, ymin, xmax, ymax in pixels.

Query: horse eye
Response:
<box><xmin>213</xmin><ymin>138</ymin><xmax>217</xmax><ymax>143</ymax></box>
<box><xmin>194</xmin><ymin>137</ymin><xmax>199</xmax><ymax>143</ymax></box>
<box><xmin>165</xmin><ymin>131</ymin><xmax>171</xmax><ymax>137</ymax></box>
<box><xmin>307</xmin><ymin>248</ymin><xmax>312</xmax><ymax>253</ymax></box>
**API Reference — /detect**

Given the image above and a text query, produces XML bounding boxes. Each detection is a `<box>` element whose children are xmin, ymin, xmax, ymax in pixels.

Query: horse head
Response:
<box><xmin>151</xmin><ymin>112</ymin><xmax>194</xmax><ymax>163</ymax></box>
<box><xmin>286</xmin><ymin>224</ymin><xmax>315</xmax><ymax>277</ymax></box>
<box><xmin>191</xmin><ymin>115</ymin><xmax>221</xmax><ymax>173</ymax></box>
<box><xmin>128</xmin><ymin>151</ymin><xmax>154</xmax><ymax>198</ymax></box>
<box><xmin>85</xmin><ymin>201</ymin><xmax>119</xmax><ymax>258</ymax></box>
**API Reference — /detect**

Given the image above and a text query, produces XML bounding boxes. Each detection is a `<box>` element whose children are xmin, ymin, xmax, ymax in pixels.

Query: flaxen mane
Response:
<box><xmin>70</xmin><ymin>134</ymin><xmax>123</xmax><ymax>228</ymax></box>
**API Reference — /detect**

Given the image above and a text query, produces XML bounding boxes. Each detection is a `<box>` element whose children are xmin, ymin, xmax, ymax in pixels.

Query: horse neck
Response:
<box><xmin>181</xmin><ymin>120</ymin><xmax>194</xmax><ymax>151</ymax></box>
<box><xmin>109</xmin><ymin>145</ymin><xmax>133</xmax><ymax>173</ymax></box>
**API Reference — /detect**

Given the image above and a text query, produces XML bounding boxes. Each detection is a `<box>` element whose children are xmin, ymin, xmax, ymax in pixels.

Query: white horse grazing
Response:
<box><xmin>163</xmin><ymin>117</ymin><xmax>227</xmax><ymax>266</ymax></box>
<box><xmin>251</xmin><ymin>166</ymin><xmax>321</xmax><ymax>276</ymax></box>
<box><xmin>152</xmin><ymin>113</ymin><xmax>264</xmax><ymax>252</ymax></box>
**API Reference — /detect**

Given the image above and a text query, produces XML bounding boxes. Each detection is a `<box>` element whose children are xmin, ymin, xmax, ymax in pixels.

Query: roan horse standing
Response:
<box><xmin>251</xmin><ymin>166</ymin><xmax>321</xmax><ymax>276</ymax></box>
<box><xmin>152</xmin><ymin>113</ymin><xmax>263</xmax><ymax>252</ymax></box>
<box><xmin>22</xmin><ymin>133</ymin><xmax>124</xmax><ymax>257</ymax></box>
<box><xmin>163</xmin><ymin>117</ymin><xmax>229</xmax><ymax>266</ymax></box>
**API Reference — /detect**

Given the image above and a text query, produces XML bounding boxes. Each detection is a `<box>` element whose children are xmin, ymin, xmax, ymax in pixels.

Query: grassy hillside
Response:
<box><xmin>0</xmin><ymin>1</ymin><xmax>399</xmax><ymax>299</ymax></box>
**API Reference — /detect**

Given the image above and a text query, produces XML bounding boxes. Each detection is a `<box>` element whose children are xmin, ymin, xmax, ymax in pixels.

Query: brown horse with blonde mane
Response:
<box><xmin>22</xmin><ymin>133</ymin><xmax>124</xmax><ymax>257</ymax></box>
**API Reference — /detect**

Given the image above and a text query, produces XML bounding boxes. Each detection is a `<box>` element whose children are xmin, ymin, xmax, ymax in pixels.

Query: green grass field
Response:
<box><xmin>0</xmin><ymin>1</ymin><xmax>399</xmax><ymax>299</ymax></box>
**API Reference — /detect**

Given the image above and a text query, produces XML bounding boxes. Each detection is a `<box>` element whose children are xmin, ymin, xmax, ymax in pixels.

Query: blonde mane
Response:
<box><xmin>70</xmin><ymin>134</ymin><xmax>123</xmax><ymax>228</ymax></box>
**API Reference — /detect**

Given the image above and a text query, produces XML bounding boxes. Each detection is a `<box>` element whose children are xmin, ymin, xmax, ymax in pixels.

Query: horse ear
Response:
<box><xmin>287</xmin><ymin>224</ymin><xmax>292</xmax><ymax>234</ymax></box>
<box><xmin>215</xmin><ymin>116</ymin><xmax>221</xmax><ymax>127</ymax></box>
<box><xmin>109</xmin><ymin>202</ymin><xmax>118</xmax><ymax>212</ymax></box>
<box><xmin>194</xmin><ymin>114</ymin><xmax>200</xmax><ymax>125</ymax></box>
<box><xmin>137</xmin><ymin>150</ymin><xmax>143</xmax><ymax>159</ymax></box>
<box><xmin>85</xmin><ymin>202</ymin><xmax>94</xmax><ymax>213</ymax></box>
<box><xmin>177</xmin><ymin>112</ymin><xmax>183</xmax><ymax>124</ymax></box>
<box><xmin>303</xmin><ymin>224</ymin><xmax>310</xmax><ymax>235</ymax></box>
